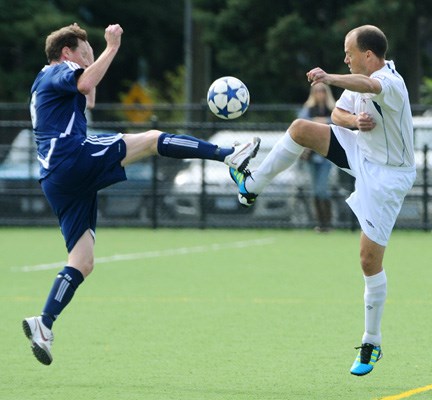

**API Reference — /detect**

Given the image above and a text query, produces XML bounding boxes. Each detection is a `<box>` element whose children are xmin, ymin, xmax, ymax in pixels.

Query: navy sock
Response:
<box><xmin>41</xmin><ymin>266</ymin><xmax>84</xmax><ymax>329</ymax></box>
<box><xmin>157</xmin><ymin>133</ymin><xmax>233</xmax><ymax>161</ymax></box>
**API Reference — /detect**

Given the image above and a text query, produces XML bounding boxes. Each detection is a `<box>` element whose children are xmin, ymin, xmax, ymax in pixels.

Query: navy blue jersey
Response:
<box><xmin>30</xmin><ymin>61</ymin><xmax>88</xmax><ymax>179</ymax></box>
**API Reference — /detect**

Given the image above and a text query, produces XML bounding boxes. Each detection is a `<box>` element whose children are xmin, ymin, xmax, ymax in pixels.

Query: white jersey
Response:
<box><xmin>335</xmin><ymin>60</ymin><xmax>414</xmax><ymax>168</ymax></box>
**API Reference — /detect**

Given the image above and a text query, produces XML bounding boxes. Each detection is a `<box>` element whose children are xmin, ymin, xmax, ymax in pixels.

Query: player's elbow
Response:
<box><xmin>331</xmin><ymin>109</ymin><xmax>343</xmax><ymax>125</ymax></box>
<box><xmin>365</xmin><ymin>78</ymin><xmax>382</xmax><ymax>94</ymax></box>
<box><xmin>330</xmin><ymin>109</ymin><xmax>342</xmax><ymax>125</ymax></box>
<box><xmin>77</xmin><ymin>76</ymin><xmax>95</xmax><ymax>96</ymax></box>
<box><xmin>332</xmin><ymin>108</ymin><xmax>355</xmax><ymax>128</ymax></box>
<box><xmin>77</xmin><ymin>81</ymin><xmax>93</xmax><ymax>96</ymax></box>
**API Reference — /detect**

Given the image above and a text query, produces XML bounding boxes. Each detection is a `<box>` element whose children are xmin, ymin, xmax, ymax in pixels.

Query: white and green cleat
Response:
<box><xmin>224</xmin><ymin>137</ymin><xmax>260</xmax><ymax>172</ymax></box>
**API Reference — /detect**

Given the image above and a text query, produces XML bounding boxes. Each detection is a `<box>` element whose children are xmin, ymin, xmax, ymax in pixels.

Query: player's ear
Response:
<box><xmin>365</xmin><ymin>49</ymin><xmax>374</xmax><ymax>59</ymax></box>
<box><xmin>61</xmin><ymin>46</ymin><xmax>71</xmax><ymax>59</ymax></box>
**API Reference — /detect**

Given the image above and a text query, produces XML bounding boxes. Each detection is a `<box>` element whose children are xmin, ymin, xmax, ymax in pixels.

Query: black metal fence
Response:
<box><xmin>0</xmin><ymin>102</ymin><xmax>431</xmax><ymax>231</ymax></box>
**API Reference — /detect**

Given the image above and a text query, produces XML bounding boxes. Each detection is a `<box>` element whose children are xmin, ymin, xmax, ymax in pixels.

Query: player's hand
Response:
<box><xmin>356</xmin><ymin>112</ymin><xmax>376</xmax><ymax>131</ymax></box>
<box><xmin>307</xmin><ymin>67</ymin><xmax>329</xmax><ymax>86</ymax></box>
<box><xmin>105</xmin><ymin>24</ymin><xmax>123</xmax><ymax>50</ymax></box>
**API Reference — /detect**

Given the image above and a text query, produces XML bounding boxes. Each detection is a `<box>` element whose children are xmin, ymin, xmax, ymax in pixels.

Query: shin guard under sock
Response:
<box><xmin>41</xmin><ymin>266</ymin><xmax>84</xmax><ymax>329</ymax></box>
<box><xmin>157</xmin><ymin>132</ymin><xmax>232</xmax><ymax>161</ymax></box>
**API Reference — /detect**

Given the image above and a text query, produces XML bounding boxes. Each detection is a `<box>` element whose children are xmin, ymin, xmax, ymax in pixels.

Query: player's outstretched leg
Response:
<box><xmin>157</xmin><ymin>134</ymin><xmax>260</xmax><ymax>173</ymax></box>
<box><xmin>350</xmin><ymin>343</ymin><xmax>382</xmax><ymax>376</ymax></box>
<box><xmin>23</xmin><ymin>316</ymin><xmax>54</xmax><ymax>365</ymax></box>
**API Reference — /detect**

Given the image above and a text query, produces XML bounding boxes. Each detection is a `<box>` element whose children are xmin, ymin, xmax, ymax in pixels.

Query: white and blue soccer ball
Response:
<box><xmin>207</xmin><ymin>76</ymin><xmax>250</xmax><ymax>120</ymax></box>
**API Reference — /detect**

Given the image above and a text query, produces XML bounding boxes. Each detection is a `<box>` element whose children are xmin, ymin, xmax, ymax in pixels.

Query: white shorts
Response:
<box><xmin>330</xmin><ymin>125</ymin><xmax>416</xmax><ymax>246</ymax></box>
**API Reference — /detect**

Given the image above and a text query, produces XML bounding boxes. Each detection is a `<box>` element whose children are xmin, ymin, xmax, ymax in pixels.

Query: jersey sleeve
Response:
<box><xmin>335</xmin><ymin>89</ymin><xmax>356</xmax><ymax>114</ymax></box>
<box><xmin>51</xmin><ymin>62</ymin><xmax>84</xmax><ymax>94</ymax></box>
<box><xmin>368</xmin><ymin>72</ymin><xmax>403</xmax><ymax>112</ymax></box>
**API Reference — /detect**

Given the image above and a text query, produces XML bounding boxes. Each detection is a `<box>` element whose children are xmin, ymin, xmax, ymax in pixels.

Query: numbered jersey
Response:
<box><xmin>30</xmin><ymin>61</ymin><xmax>87</xmax><ymax>179</ymax></box>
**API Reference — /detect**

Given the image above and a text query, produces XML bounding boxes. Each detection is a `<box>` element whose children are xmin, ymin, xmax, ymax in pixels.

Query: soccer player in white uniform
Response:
<box><xmin>22</xmin><ymin>23</ymin><xmax>260</xmax><ymax>366</ymax></box>
<box><xmin>230</xmin><ymin>25</ymin><xmax>416</xmax><ymax>376</ymax></box>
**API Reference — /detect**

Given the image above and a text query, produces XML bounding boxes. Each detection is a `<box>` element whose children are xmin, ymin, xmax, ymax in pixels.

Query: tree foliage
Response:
<box><xmin>0</xmin><ymin>0</ymin><xmax>431</xmax><ymax>104</ymax></box>
<box><xmin>0</xmin><ymin>0</ymin><xmax>184</xmax><ymax>102</ymax></box>
<box><xmin>195</xmin><ymin>0</ymin><xmax>432</xmax><ymax>103</ymax></box>
<box><xmin>52</xmin><ymin>0</ymin><xmax>185</xmax><ymax>101</ymax></box>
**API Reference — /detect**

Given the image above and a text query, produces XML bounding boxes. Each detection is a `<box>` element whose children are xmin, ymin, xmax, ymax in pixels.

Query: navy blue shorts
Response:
<box><xmin>41</xmin><ymin>134</ymin><xmax>127</xmax><ymax>253</ymax></box>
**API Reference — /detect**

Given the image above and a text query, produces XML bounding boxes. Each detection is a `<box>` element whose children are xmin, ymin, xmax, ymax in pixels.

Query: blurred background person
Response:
<box><xmin>298</xmin><ymin>83</ymin><xmax>336</xmax><ymax>232</ymax></box>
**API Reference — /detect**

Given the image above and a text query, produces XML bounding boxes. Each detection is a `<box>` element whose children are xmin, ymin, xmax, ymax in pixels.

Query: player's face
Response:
<box><xmin>343</xmin><ymin>33</ymin><xmax>367</xmax><ymax>75</ymax></box>
<box><xmin>69</xmin><ymin>40</ymin><xmax>93</xmax><ymax>68</ymax></box>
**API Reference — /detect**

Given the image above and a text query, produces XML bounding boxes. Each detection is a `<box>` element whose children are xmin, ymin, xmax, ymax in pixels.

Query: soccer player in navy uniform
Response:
<box><xmin>23</xmin><ymin>23</ymin><xmax>260</xmax><ymax>365</ymax></box>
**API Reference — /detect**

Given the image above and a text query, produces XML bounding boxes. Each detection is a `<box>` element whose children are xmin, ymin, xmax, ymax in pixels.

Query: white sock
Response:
<box><xmin>246</xmin><ymin>130</ymin><xmax>304</xmax><ymax>194</ymax></box>
<box><xmin>362</xmin><ymin>270</ymin><xmax>387</xmax><ymax>346</ymax></box>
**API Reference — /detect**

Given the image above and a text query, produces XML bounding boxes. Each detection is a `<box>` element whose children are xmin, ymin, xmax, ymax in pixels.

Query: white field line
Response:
<box><xmin>12</xmin><ymin>237</ymin><xmax>275</xmax><ymax>273</ymax></box>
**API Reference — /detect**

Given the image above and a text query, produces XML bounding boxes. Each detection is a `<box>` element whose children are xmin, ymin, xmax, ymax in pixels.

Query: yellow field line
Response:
<box><xmin>380</xmin><ymin>384</ymin><xmax>432</xmax><ymax>399</ymax></box>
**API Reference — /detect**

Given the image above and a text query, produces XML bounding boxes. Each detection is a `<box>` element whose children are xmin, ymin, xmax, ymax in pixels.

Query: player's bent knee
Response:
<box><xmin>139</xmin><ymin>129</ymin><xmax>162</xmax><ymax>142</ymax></box>
<box><xmin>75</xmin><ymin>259</ymin><xmax>94</xmax><ymax>278</ymax></box>
<box><xmin>122</xmin><ymin>129</ymin><xmax>163</xmax><ymax>165</ymax></box>
<box><xmin>144</xmin><ymin>129</ymin><xmax>162</xmax><ymax>139</ymax></box>
<box><xmin>148</xmin><ymin>129</ymin><xmax>163</xmax><ymax>151</ymax></box>
<box><xmin>68</xmin><ymin>253</ymin><xmax>94</xmax><ymax>278</ymax></box>
<box><xmin>360</xmin><ymin>254</ymin><xmax>381</xmax><ymax>276</ymax></box>
<box><xmin>289</xmin><ymin>119</ymin><xmax>310</xmax><ymax>145</ymax></box>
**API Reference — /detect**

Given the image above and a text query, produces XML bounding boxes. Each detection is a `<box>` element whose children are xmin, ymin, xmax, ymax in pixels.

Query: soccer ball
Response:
<box><xmin>207</xmin><ymin>76</ymin><xmax>250</xmax><ymax>120</ymax></box>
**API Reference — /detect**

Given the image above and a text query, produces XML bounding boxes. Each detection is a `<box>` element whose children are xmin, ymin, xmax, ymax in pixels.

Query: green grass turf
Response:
<box><xmin>0</xmin><ymin>227</ymin><xmax>431</xmax><ymax>400</ymax></box>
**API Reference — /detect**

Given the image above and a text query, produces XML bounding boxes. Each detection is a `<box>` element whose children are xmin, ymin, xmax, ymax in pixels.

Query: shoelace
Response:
<box><xmin>243</xmin><ymin>168</ymin><xmax>251</xmax><ymax>177</ymax></box>
<box><xmin>354</xmin><ymin>344</ymin><xmax>375</xmax><ymax>364</ymax></box>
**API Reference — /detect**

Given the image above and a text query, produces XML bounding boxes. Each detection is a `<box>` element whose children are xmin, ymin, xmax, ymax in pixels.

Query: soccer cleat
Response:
<box><xmin>350</xmin><ymin>343</ymin><xmax>382</xmax><ymax>376</ymax></box>
<box><xmin>224</xmin><ymin>137</ymin><xmax>261</xmax><ymax>172</ymax></box>
<box><xmin>229</xmin><ymin>167</ymin><xmax>258</xmax><ymax>207</ymax></box>
<box><xmin>22</xmin><ymin>316</ymin><xmax>54</xmax><ymax>365</ymax></box>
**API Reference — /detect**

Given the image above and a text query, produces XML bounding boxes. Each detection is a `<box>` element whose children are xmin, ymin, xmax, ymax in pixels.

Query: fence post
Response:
<box><xmin>422</xmin><ymin>144</ymin><xmax>429</xmax><ymax>231</ymax></box>
<box><xmin>151</xmin><ymin>115</ymin><xmax>159</xmax><ymax>229</ymax></box>
<box><xmin>199</xmin><ymin>159</ymin><xmax>207</xmax><ymax>229</ymax></box>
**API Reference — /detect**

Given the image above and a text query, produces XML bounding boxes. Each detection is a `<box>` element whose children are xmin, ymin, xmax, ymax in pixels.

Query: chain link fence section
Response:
<box><xmin>0</xmin><ymin>103</ymin><xmax>431</xmax><ymax>230</ymax></box>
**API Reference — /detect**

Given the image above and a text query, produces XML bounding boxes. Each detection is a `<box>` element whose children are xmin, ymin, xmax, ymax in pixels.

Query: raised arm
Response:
<box><xmin>82</xmin><ymin>41</ymin><xmax>96</xmax><ymax>109</ymax></box>
<box><xmin>306</xmin><ymin>68</ymin><xmax>382</xmax><ymax>94</ymax></box>
<box><xmin>77</xmin><ymin>24</ymin><xmax>123</xmax><ymax>96</ymax></box>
